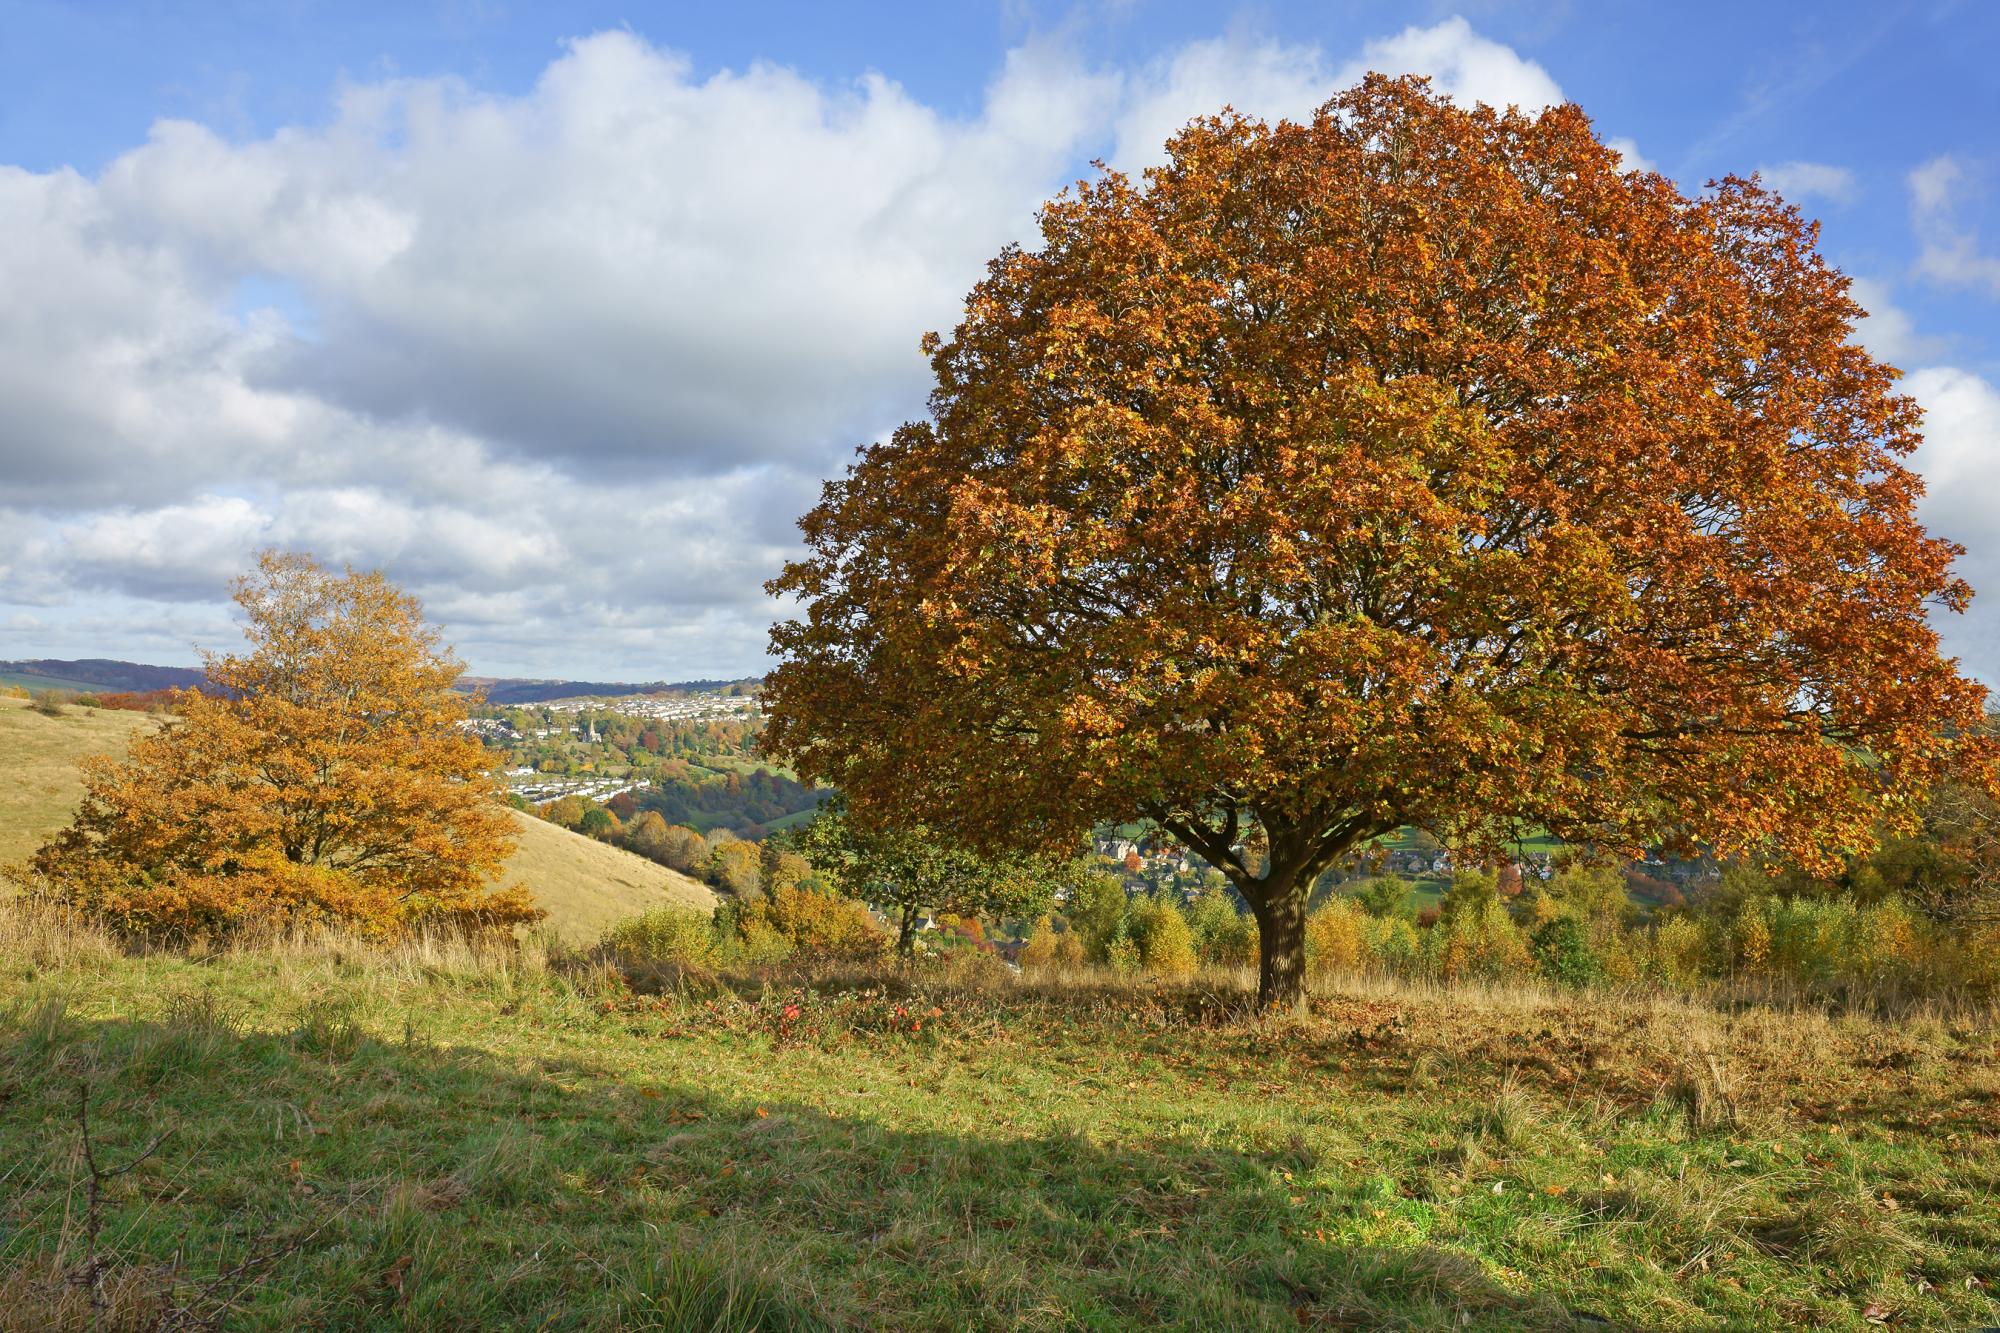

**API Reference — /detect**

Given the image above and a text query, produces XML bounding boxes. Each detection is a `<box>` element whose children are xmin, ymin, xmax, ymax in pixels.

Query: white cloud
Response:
<box><xmin>1605</xmin><ymin>136</ymin><xmax>1657</xmax><ymax>175</ymax></box>
<box><xmin>1904</xmin><ymin>367</ymin><xmax>2000</xmax><ymax>676</ymax></box>
<box><xmin>0</xmin><ymin>21</ymin><xmax>1693</xmax><ymax>678</ymax></box>
<box><xmin>1755</xmin><ymin>160</ymin><xmax>1857</xmax><ymax>205</ymax></box>
<box><xmin>1910</xmin><ymin>155</ymin><xmax>2000</xmax><ymax>298</ymax></box>
<box><xmin>1113</xmin><ymin>17</ymin><xmax>1571</xmax><ymax>172</ymax></box>
<box><xmin>1847</xmin><ymin>277</ymin><xmax>1947</xmax><ymax>366</ymax></box>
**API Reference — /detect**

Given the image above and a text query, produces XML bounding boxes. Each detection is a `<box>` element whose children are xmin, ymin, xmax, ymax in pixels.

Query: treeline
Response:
<box><xmin>6</xmin><ymin>685</ymin><xmax>184</xmax><ymax>714</ymax></box>
<box><xmin>629</xmin><ymin>765</ymin><xmax>824</xmax><ymax>835</ymax></box>
<box><xmin>535</xmin><ymin>796</ymin><xmax>818</xmax><ymax>898</ymax></box>
<box><xmin>1015</xmin><ymin>847</ymin><xmax>2000</xmax><ymax>1002</ymax></box>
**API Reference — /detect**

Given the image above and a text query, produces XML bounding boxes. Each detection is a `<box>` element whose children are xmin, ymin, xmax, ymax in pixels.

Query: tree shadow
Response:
<box><xmin>0</xmin><ymin>1003</ymin><xmax>1631</xmax><ymax>1331</ymax></box>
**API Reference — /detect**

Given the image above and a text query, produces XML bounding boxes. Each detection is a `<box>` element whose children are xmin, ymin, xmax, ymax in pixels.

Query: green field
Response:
<box><xmin>2</xmin><ymin>908</ymin><xmax>1996</xmax><ymax>1330</ymax></box>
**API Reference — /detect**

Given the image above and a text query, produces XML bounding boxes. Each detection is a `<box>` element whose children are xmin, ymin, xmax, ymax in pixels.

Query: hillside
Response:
<box><xmin>0</xmin><ymin>697</ymin><xmax>160</xmax><ymax>868</ymax></box>
<box><xmin>497</xmin><ymin>808</ymin><xmax>713</xmax><ymax>944</ymax></box>
<box><xmin>0</xmin><ymin>658</ymin><xmax>207</xmax><ymax>694</ymax></box>
<box><xmin>0</xmin><ymin>697</ymin><xmax>707</xmax><ymax>940</ymax></box>
<box><xmin>2</xmin><ymin>910</ymin><xmax>1996</xmax><ymax>1329</ymax></box>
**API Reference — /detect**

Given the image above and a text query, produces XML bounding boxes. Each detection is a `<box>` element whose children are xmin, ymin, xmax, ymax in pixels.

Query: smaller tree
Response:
<box><xmin>797</xmin><ymin>804</ymin><xmax>1059</xmax><ymax>953</ymax></box>
<box><xmin>17</xmin><ymin>551</ymin><xmax>530</xmax><ymax>938</ymax></box>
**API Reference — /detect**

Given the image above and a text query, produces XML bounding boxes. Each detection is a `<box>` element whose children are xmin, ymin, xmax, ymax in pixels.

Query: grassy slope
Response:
<box><xmin>499</xmin><ymin>809</ymin><xmax>713</xmax><ymax>945</ymax></box>
<box><xmin>0</xmin><ymin>920</ymin><xmax>1995</xmax><ymax>1331</ymax></box>
<box><xmin>0</xmin><ymin>697</ymin><xmax>709</xmax><ymax>943</ymax></box>
<box><xmin>0</xmin><ymin>698</ymin><xmax>158</xmax><ymax>868</ymax></box>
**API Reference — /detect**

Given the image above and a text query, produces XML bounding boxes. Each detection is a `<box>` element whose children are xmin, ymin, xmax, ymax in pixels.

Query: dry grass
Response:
<box><xmin>0</xmin><ymin>697</ymin><xmax>159</xmax><ymax>870</ymax></box>
<box><xmin>496</xmin><ymin>808</ymin><xmax>713</xmax><ymax>944</ymax></box>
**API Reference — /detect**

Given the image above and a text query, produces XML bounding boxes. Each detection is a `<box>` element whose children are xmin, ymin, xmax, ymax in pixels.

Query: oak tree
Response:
<box><xmin>19</xmin><ymin>552</ymin><xmax>533</xmax><ymax>938</ymax></box>
<box><xmin>764</xmin><ymin>77</ymin><xmax>1991</xmax><ymax>1009</ymax></box>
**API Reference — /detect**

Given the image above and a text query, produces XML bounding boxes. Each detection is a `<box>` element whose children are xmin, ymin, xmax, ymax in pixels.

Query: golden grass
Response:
<box><xmin>496</xmin><ymin>808</ymin><xmax>714</xmax><ymax>945</ymax></box>
<box><xmin>0</xmin><ymin>696</ymin><xmax>713</xmax><ymax>943</ymax></box>
<box><xmin>0</xmin><ymin>697</ymin><xmax>159</xmax><ymax>869</ymax></box>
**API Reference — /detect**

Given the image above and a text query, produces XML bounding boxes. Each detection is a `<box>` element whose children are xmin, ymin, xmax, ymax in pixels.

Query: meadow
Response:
<box><xmin>2</xmin><ymin>901</ymin><xmax>1996</xmax><ymax>1331</ymax></box>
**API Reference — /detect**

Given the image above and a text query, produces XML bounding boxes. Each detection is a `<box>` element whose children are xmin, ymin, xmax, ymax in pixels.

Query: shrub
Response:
<box><xmin>1129</xmin><ymin>897</ymin><xmax>1198</xmax><ymax>978</ymax></box>
<box><xmin>1305</xmin><ymin>897</ymin><xmax>1370</xmax><ymax>981</ymax></box>
<box><xmin>1185</xmin><ymin>885</ymin><xmax>1258</xmax><ymax>967</ymax></box>
<box><xmin>707</xmin><ymin>838</ymin><xmax>764</xmax><ymax>896</ymax></box>
<box><xmin>29</xmin><ymin>691</ymin><xmax>68</xmax><ymax>718</ymax></box>
<box><xmin>1020</xmin><ymin>918</ymin><xmax>1089</xmax><ymax>976</ymax></box>
<box><xmin>732</xmin><ymin>883</ymin><xmax>886</xmax><ymax>959</ymax></box>
<box><xmin>1066</xmin><ymin>872</ymin><xmax>1129</xmax><ymax>961</ymax></box>
<box><xmin>1647</xmin><ymin>915</ymin><xmax>1710</xmax><ymax>987</ymax></box>
<box><xmin>1425</xmin><ymin>896</ymin><xmax>1533</xmax><ymax>982</ymax></box>
<box><xmin>1530</xmin><ymin>916</ymin><xmax>1604</xmax><ymax>989</ymax></box>
<box><xmin>605</xmin><ymin>905</ymin><xmax>718</xmax><ymax>968</ymax></box>
<box><xmin>1104</xmin><ymin>931</ymin><xmax>1142</xmax><ymax>976</ymax></box>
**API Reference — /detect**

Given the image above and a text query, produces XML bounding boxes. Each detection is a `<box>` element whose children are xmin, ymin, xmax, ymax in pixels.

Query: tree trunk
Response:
<box><xmin>897</xmin><ymin>903</ymin><xmax>918</xmax><ymax>955</ymax></box>
<box><xmin>1249</xmin><ymin>874</ymin><xmax>1309</xmax><ymax>1014</ymax></box>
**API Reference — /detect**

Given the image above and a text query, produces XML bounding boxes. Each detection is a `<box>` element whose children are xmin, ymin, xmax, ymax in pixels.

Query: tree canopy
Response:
<box><xmin>16</xmin><ymin>551</ymin><xmax>533</xmax><ymax>938</ymax></box>
<box><xmin>763</xmin><ymin>76</ymin><xmax>1991</xmax><ymax>1008</ymax></box>
<box><xmin>796</xmin><ymin>804</ymin><xmax>1059</xmax><ymax>953</ymax></box>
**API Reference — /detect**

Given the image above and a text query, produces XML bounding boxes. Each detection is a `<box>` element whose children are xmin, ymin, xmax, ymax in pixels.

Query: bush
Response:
<box><xmin>1305</xmin><ymin>897</ymin><xmax>1370</xmax><ymax>981</ymax></box>
<box><xmin>1185</xmin><ymin>885</ymin><xmax>1257</xmax><ymax>967</ymax></box>
<box><xmin>1646</xmin><ymin>915</ymin><xmax>1710</xmax><ymax>987</ymax></box>
<box><xmin>605</xmin><ymin>905</ymin><xmax>718</xmax><ymax>968</ymax></box>
<box><xmin>728</xmin><ymin>883</ymin><xmax>886</xmax><ymax>960</ymax></box>
<box><xmin>29</xmin><ymin>691</ymin><xmax>69</xmax><ymax>718</ymax></box>
<box><xmin>1129</xmin><ymin>897</ymin><xmax>1198</xmax><ymax>978</ymax></box>
<box><xmin>1425</xmin><ymin>895</ymin><xmax>1532</xmax><ymax>983</ymax></box>
<box><xmin>1530</xmin><ymin>916</ymin><xmax>1603</xmax><ymax>989</ymax></box>
<box><xmin>1019</xmin><ymin>918</ymin><xmax>1086</xmax><ymax>976</ymax></box>
<box><xmin>1066</xmin><ymin>872</ymin><xmax>1129</xmax><ymax>961</ymax></box>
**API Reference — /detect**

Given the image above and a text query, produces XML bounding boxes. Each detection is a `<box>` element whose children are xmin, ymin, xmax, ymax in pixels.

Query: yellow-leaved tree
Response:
<box><xmin>14</xmin><ymin>551</ymin><xmax>534</xmax><ymax>939</ymax></box>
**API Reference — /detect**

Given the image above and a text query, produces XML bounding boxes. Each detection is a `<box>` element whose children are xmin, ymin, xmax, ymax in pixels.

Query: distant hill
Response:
<box><xmin>0</xmin><ymin>695</ymin><xmax>706</xmax><ymax>940</ymax></box>
<box><xmin>0</xmin><ymin>659</ymin><xmax>761</xmax><ymax>706</ymax></box>
<box><xmin>458</xmin><ymin>676</ymin><xmax>762</xmax><ymax>705</ymax></box>
<box><xmin>0</xmin><ymin>658</ymin><xmax>207</xmax><ymax>694</ymax></box>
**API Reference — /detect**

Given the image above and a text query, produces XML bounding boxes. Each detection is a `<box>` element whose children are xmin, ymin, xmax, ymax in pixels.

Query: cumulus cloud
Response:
<box><xmin>1113</xmin><ymin>17</ymin><xmax>1570</xmax><ymax>171</ymax></box>
<box><xmin>1755</xmin><ymin>160</ymin><xmax>1857</xmax><ymax>206</ymax></box>
<box><xmin>1848</xmin><ymin>277</ymin><xmax>1948</xmax><ymax>367</ymax></box>
<box><xmin>1904</xmin><ymin>367</ymin><xmax>2000</xmax><ymax>675</ymax></box>
<box><xmin>1910</xmin><ymin>155</ymin><xmax>2000</xmax><ymax>298</ymax></box>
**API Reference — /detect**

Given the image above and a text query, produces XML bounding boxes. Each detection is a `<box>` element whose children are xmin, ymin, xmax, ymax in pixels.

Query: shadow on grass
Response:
<box><xmin>0</xmin><ymin>1000</ymin><xmax>1616</xmax><ymax>1332</ymax></box>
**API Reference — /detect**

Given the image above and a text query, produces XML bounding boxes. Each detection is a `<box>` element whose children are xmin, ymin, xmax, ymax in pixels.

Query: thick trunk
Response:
<box><xmin>1248</xmin><ymin>873</ymin><xmax>1309</xmax><ymax>1013</ymax></box>
<box><xmin>897</xmin><ymin>903</ymin><xmax>918</xmax><ymax>955</ymax></box>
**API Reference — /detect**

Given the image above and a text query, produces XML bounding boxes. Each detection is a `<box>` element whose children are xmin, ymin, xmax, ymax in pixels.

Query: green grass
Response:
<box><xmin>2</xmin><ymin>910</ymin><xmax>1996</xmax><ymax>1330</ymax></box>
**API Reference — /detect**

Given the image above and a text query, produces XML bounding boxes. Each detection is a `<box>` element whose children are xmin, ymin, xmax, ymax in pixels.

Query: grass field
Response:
<box><xmin>499</xmin><ymin>809</ymin><xmax>713</xmax><ymax>945</ymax></box>
<box><xmin>0</xmin><ymin>697</ymin><xmax>710</xmax><ymax>944</ymax></box>
<box><xmin>1</xmin><ymin>905</ymin><xmax>1995</xmax><ymax>1331</ymax></box>
<box><xmin>0</xmin><ymin>697</ymin><xmax>159</xmax><ymax>869</ymax></box>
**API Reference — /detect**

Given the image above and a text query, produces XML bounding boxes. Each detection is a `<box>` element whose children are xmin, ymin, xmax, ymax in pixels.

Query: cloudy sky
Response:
<box><xmin>1</xmin><ymin>2</ymin><xmax>1996</xmax><ymax>681</ymax></box>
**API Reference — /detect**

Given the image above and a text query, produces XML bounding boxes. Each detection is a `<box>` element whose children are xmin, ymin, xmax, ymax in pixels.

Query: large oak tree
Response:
<box><xmin>763</xmin><ymin>77</ymin><xmax>1990</xmax><ymax>1009</ymax></box>
<box><xmin>19</xmin><ymin>552</ymin><xmax>534</xmax><ymax>938</ymax></box>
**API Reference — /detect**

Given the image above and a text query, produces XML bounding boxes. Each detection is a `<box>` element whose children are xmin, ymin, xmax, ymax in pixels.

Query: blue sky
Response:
<box><xmin>1</xmin><ymin>1</ymin><xmax>1995</xmax><ymax>678</ymax></box>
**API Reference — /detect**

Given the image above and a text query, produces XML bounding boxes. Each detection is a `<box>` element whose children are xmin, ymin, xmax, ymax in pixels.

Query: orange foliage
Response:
<box><xmin>765</xmin><ymin>77</ymin><xmax>1990</xmax><ymax>1008</ymax></box>
<box><xmin>14</xmin><ymin>552</ymin><xmax>532</xmax><ymax>939</ymax></box>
